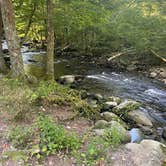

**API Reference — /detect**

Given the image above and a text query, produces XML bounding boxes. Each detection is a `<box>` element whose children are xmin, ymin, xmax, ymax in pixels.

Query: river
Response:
<box><xmin>2</xmin><ymin>43</ymin><xmax>166</xmax><ymax>134</ymax></box>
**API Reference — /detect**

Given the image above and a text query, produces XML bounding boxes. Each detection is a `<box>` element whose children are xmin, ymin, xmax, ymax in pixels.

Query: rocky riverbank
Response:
<box><xmin>0</xmin><ymin>77</ymin><xmax>165</xmax><ymax>166</ymax></box>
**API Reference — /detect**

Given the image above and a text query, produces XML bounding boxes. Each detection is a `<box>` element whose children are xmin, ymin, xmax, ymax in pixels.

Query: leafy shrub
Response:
<box><xmin>37</xmin><ymin>115</ymin><xmax>80</xmax><ymax>156</ymax></box>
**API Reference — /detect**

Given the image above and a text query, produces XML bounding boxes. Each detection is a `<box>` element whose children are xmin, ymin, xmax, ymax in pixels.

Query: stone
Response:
<box><xmin>111</xmin><ymin>139</ymin><xmax>166</xmax><ymax>166</ymax></box>
<box><xmin>160</xmin><ymin>71</ymin><xmax>166</xmax><ymax>78</ymax></box>
<box><xmin>104</xmin><ymin>101</ymin><xmax>118</xmax><ymax>109</ymax></box>
<box><xmin>128</xmin><ymin>110</ymin><xmax>153</xmax><ymax>127</ymax></box>
<box><xmin>107</xmin><ymin>96</ymin><xmax>121</xmax><ymax>104</ymax></box>
<box><xmin>112</xmin><ymin>100</ymin><xmax>140</xmax><ymax>115</ymax></box>
<box><xmin>125</xmin><ymin>140</ymin><xmax>166</xmax><ymax>166</ymax></box>
<box><xmin>94</xmin><ymin>120</ymin><xmax>109</xmax><ymax>129</ymax></box>
<box><xmin>150</xmin><ymin>72</ymin><xmax>157</xmax><ymax>78</ymax></box>
<box><xmin>101</xmin><ymin>112</ymin><xmax>119</xmax><ymax>122</ymax></box>
<box><xmin>127</xmin><ymin>65</ymin><xmax>137</xmax><ymax>71</ymax></box>
<box><xmin>59</xmin><ymin>75</ymin><xmax>75</xmax><ymax>84</ymax></box>
<box><xmin>162</xmin><ymin>127</ymin><xmax>166</xmax><ymax>139</ymax></box>
<box><xmin>108</xmin><ymin>121</ymin><xmax>131</xmax><ymax>142</ymax></box>
<box><xmin>93</xmin><ymin>129</ymin><xmax>105</xmax><ymax>136</ymax></box>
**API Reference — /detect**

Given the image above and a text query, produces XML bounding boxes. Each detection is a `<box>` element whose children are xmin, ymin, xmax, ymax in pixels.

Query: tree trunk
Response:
<box><xmin>46</xmin><ymin>0</ymin><xmax>55</xmax><ymax>80</ymax></box>
<box><xmin>0</xmin><ymin>5</ymin><xmax>7</xmax><ymax>73</ymax></box>
<box><xmin>0</xmin><ymin>0</ymin><xmax>24</xmax><ymax>78</ymax></box>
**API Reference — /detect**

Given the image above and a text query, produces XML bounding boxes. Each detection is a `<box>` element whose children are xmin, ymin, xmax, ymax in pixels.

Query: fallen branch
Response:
<box><xmin>108</xmin><ymin>48</ymin><xmax>136</xmax><ymax>61</ymax></box>
<box><xmin>150</xmin><ymin>49</ymin><xmax>166</xmax><ymax>63</ymax></box>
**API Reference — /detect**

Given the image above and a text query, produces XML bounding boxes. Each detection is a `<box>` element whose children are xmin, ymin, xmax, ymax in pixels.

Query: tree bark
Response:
<box><xmin>0</xmin><ymin>5</ymin><xmax>7</xmax><ymax>73</ymax></box>
<box><xmin>46</xmin><ymin>0</ymin><xmax>55</xmax><ymax>80</ymax></box>
<box><xmin>0</xmin><ymin>0</ymin><xmax>24</xmax><ymax>78</ymax></box>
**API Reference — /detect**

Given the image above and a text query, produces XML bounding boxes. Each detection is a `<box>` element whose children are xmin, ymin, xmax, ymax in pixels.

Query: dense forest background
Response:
<box><xmin>14</xmin><ymin>0</ymin><xmax>166</xmax><ymax>56</ymax></box>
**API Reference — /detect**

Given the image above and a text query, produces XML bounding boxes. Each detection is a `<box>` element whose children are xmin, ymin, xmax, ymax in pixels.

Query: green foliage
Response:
<box><xmin>37</xmin><ymin>115</ymin><xmax>80</xmax><ymax>156</ymax></box>
<box><xmin>103</xmin><ymin>128</ymin><xmax>124</xmax><ymax>147</ymax></box>
<box><xmin>77</xmin><ymin>136</ymin><xmax>107</xmax><ymax>165</ymax></box>
<box><xmin>9</xmin><ymin>126</ymin><xmax>33</xmax><ymax>149</ymax></box>
<box><xmin>14</xmin><ymin>0</ymin><xmax>166</xmax><ymax>55</ymax></box>
<box><xmin>31</xmin><ymin>81</ymin><xmax>99</xmax><ymax>118</ymax></box>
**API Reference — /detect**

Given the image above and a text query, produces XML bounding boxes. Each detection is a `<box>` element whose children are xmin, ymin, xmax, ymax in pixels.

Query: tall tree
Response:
<box><xmin>0</xmin><ymin>6</ymin><xmax>7</xmax><ymax>73</ymax></box>
<box><xmin>0</xmin><ymin>0</ymin><xmax>24</xmax><ymax>78</ymax></box>
<box><xmin>46</xmin><ymin>0</ymin><xmax>55</xmax><ymax>80</ymax></box>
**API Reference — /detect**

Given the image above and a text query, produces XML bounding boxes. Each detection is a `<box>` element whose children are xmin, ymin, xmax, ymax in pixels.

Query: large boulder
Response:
<box><xmin>94</xmin><ymin>121</ymin><xmax>130</xmax><ymax>143</ymax></box>
<box><xmin>128</xmin><ymin>110</ymin><xmax>153</xmax><ymax>127</ymax></box>
<box><xmin>108</xmin><ymin>121</ymin><xmax>131</xmax><ymax>143</ymax></box>
<box><xmin>111</xmin><ymin>139</ymin><xmax>166</xmax><ymax>166</ymax></box>
<box><xmin>112</xmin><ymin>100</ymin><xmax>140</xmax><ymax>115</ymax></box>
<box><xmin>125</xmin><ymin>140</ymin><xmax>166</xmax><ymax>166</ymax></box>
<box><xmin>101</xmin><ymin>112</ymin><xmax>119</xmax><ymax>122</ymax></box>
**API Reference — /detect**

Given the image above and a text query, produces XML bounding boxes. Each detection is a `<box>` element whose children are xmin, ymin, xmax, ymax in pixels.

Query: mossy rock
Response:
<box><xmin>107</xmin><ymin>96</ymin><xmax>121</xmax><ymax>104</ymax></box>
<box><xmin>112</xmin><ymin>100</ymin><xmax>141</xmax><ymax>116</ymax></box>
<box><xmin>94</xmin><ymin>120</ymin><xmax>110</xmax><ymax>129</ymax></box>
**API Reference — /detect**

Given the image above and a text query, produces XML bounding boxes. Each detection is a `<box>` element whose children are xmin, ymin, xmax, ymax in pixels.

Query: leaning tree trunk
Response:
<box><xmin>0</xmin><ymin>6</ymin><xmax>7</xmax><ymax>73</ymax></box>
<box><xmin>46</xmin><ymin>0</ymin><xmax>55</xmax><ymax>80</ymax></box>
<box><xmin>0</xmin><ymin>0</ymin><xmax>24</xmax><ymax>78</ymax></box>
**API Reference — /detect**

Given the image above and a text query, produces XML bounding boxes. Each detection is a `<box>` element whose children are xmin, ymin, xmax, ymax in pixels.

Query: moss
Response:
<box><xmin>112</xmin><ymin>100</ymin><xmax>141</xmax><ymax>116</ymax></box>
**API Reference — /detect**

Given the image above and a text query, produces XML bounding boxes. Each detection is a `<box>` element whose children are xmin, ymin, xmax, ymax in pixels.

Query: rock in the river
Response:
<box><xmin>101</xmin><ymin>112</ymin><xmax>119</xmax><ymax>122</ymax></box>
<box><xmin>107</xmin><ymin>96</ymin><xmax>121</xmax><ymax>104</ymax></box>
<box><xmin>103</xmin><ymin>101</ymin><xmax>118</xmax><ymax>110</ymax></box>
<box><xmin>112</xmin><ymin>100</ymin><xmax>140</xmax><ymax>115</ymax></box>
<box><xmin>125</xmin><ymin>140</ymin><xmax>166</xmax><ymax>166</ymax></box>
<box><xmin>150</xmin><ymin>72</ymin><xmax>157</xmax><ymax>78</ymax></box>
<box><xmin>162</xmin><ymin>127</ymin><xmax>166</xmax><ymax>140</ymax></box>
<box><xmin>59</xmin><ymin>75</ymin><xmax>75</xmax><ymax>84</ymax></box>
<box><xmin>94</xmin><ymin>120</ymin><xmax>109</xmax><ymax>129</ymax></box>
<box><xmin>128</xmin><ymin>110</ymin><xmax>153</xmax><ymax>127</ymax></box>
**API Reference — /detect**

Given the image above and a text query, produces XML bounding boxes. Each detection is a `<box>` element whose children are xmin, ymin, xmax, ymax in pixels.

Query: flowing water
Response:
<box><xmin>2</xmin><ymin>43</ymin><xmax>166</xmax><ymax>130</ymax></box>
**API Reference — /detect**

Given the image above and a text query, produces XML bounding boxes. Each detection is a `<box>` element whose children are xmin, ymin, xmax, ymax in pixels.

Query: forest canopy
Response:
<box><xmin>14</xmin><ymin>0</ymin><xmax>166</xmax><ymax>55</ymax></box>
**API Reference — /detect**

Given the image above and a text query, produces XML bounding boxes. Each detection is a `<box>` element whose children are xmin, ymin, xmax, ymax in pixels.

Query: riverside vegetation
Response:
<box><xmin>0</xmin><ymin>0</ymin><xmax>166</xmax><ymax>166</ymax></box>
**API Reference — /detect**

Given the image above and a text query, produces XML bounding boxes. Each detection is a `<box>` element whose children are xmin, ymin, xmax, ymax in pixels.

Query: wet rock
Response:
<box><xmin>162</xmin><ymin>127</ymin><xmax>166</xmax><ymax>140</ymax></box>
<box><xmin>127</xmin><ymin>65</ymin><xmax>137</xmax><ymax>71</ymax></box>
<box><xmin>160</xmin><ymin>71</ymin><xmax>166</xmax><ymax>78</ymax></box>
<box><xmin>128</xmin><ymin>110</ymin><xmax>153</xmax><ymax>127</ymax></box>
<box><xmin>101</xmin><ymin>112</ymin><xmax>119</xmax><ymax>122</ymax></box>
<box><xmin>125</xmin><ymin>140</ymin><xmax>166</xmax><ymax>166</ymax></box>
<box><xmin>107</xmin><ymin>96</ymin><xmax>121</xmax><ymax>104</ymax></box>
<box><xmin>94</xmin><ymin>120</ymin><xmax>109</xmax><ymax>129</ymax></box>
<box><xmin>103</xmin><ymin>101</ymin><xmax>118</xmax><ymax>110</ymax></box>
<box><xmin>129</xmin><ymin>128</ymin><xmax>143</xmax><ymax>143</ymax></box>
<box><xmin>150</xmin><ymin>72</ymin><xmax>157</xmax><ymax>78</ymax></box>
<box><xmin>59</xmin><ymin>75</ymin><xmax>75</xmax><ymax>84</ymax></box>
<box><xmin>112</xmin><ymin>100</ymin><xmax>140</xmax><ymax>115</ymax></box>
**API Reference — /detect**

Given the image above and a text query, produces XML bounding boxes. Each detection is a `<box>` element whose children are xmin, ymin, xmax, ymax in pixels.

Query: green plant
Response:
<box><xmin>37</xmin><ymin>115</ymin><xmax>80</xmax><ymax>156</ymax></box>
<box><xmin>9</xmin><ymin>126</ymin><xmax>33</xmax><ymax>149</ymax></box>
<box><xmin>77</xmin><ymin>136</ymin><xmax>108</xmax><ymax>165</ymax></box>
<box><xmin>103</xmin><ymin>128</ymin><xmax>123</xmax><ymax>147</ymax></box>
